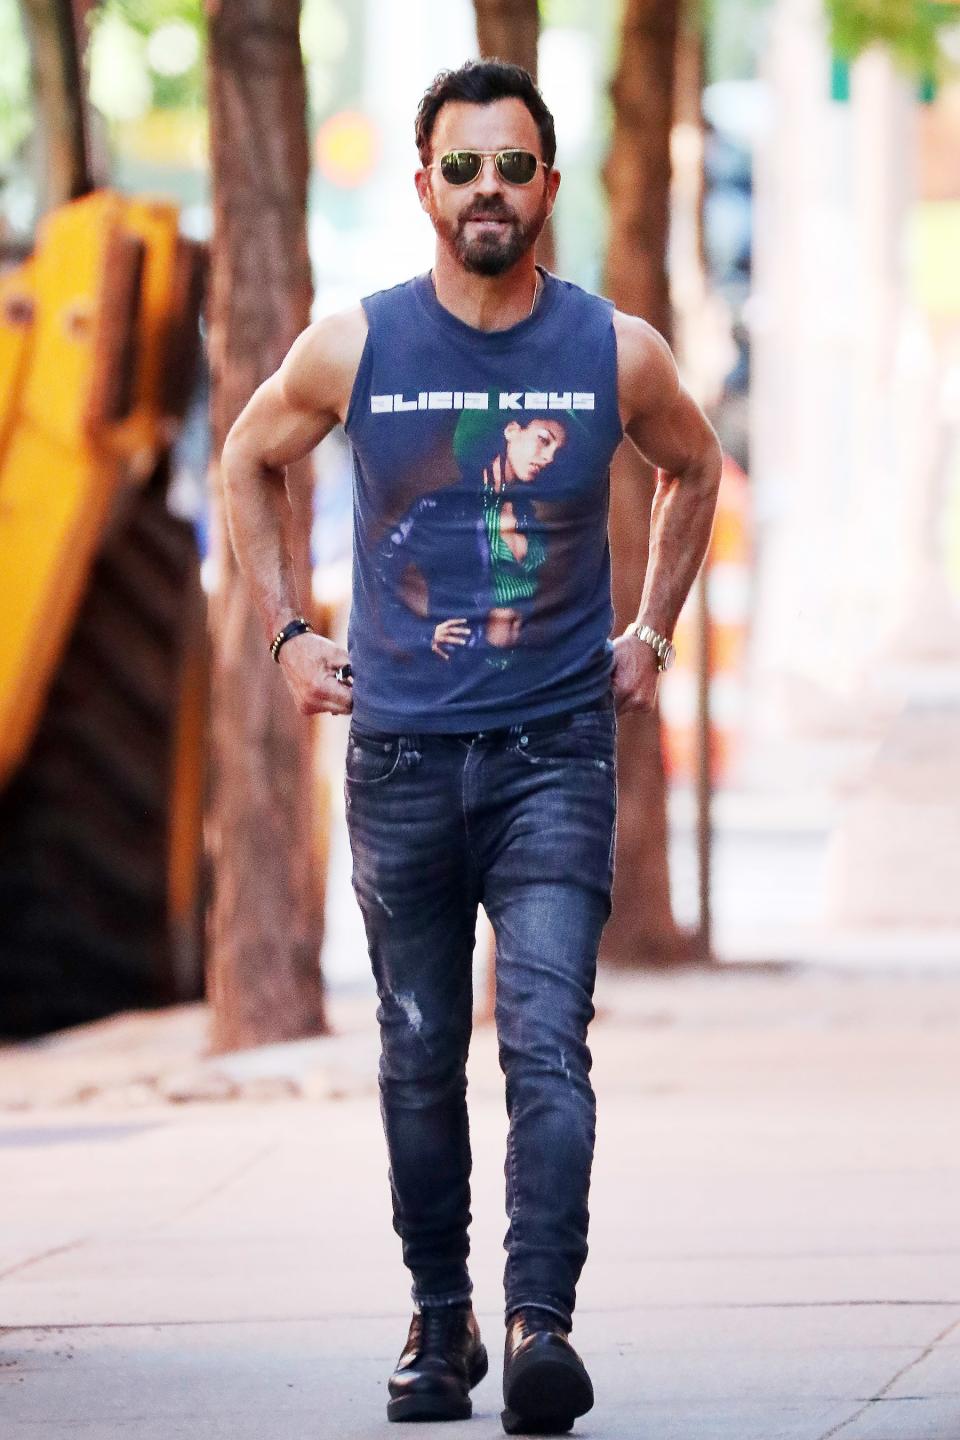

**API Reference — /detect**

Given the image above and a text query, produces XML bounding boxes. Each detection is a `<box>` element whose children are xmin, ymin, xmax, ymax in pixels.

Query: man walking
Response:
<box><xmin>222</xmin><ymin>59</ymin><xmax>721</xmax><ymax>1435</ymax></box>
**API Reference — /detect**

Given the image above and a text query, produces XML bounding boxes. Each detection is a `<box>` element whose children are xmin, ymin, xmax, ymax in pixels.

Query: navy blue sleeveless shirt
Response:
<box><xmin>343</xmin><ymin>268</ymin><xmax>623</xmax><ymax>732</ymax></box>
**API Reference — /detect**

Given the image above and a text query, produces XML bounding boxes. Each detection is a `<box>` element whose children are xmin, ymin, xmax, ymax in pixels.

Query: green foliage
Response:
<box><xmin>91</xmin><ymin>0</ymin><xmax>205</xmax><ymax>38</ymax></box>
<box><xmin>695</xmin><ymin>0</ymin><xmax>960</xmax><ymax>82</ymax></box>
<box><xmin>702</xmin><ymin>0</ymin><xmax>772</xmax><ymax>81</ymax></box>
<box><xmin>540</xmin><ymin>0</ymin><xmax>589</xmax><ymax>26</ymax></box>
<box><xmin>826</xmin><ymin>0</ymin><xmax>960</xmax><ymax>79</ymax></box>
<box><xmin>0</xmin><ymin>0</ymin><xmax>32</xmax><ymax>166</ymax></box>
<box><xmin>88</xmin><ymin>0</ymin><xmax>206</xmax><ymax>117</ymax></box>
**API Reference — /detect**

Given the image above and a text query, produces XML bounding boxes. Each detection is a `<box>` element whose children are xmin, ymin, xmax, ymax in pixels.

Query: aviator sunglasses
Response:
<box><xmin>433</xmin><ymin>148</ymin><xmax>548</xmax><ymax>187</ymax></box>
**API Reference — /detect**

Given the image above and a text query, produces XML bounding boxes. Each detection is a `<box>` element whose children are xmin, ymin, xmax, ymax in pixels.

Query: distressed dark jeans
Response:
<box><xmin>344</xmin><ymin>693</ymin><xmax>617</xmax><ymax>1332</ymax></box>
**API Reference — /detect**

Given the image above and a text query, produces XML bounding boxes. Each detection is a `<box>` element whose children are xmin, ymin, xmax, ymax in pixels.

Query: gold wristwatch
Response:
<box><xmin>624</xmin><ymin>622</ymin><xmax>676</xmax><ymax>672</ymax></box>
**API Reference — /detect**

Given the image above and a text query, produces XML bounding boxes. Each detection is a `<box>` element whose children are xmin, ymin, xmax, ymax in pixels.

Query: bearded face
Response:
<box><xmin>437</xmin><ymin>191</ymin><xmax>550</xmax><ymax>277</ymax></box>
<box><xmin>417</xmin><ymin>97</ymin><xmax>557</xmax><ymax>279</ymax></box>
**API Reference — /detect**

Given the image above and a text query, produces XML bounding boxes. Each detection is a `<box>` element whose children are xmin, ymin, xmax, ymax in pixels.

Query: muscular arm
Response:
<box><xmin>220</xmin><ymin>307</ymin><xmax>366</xmax><ymax>714</ymax></box>
<box><xmin>610</xmin><ymin>311</ymin><xmax>723</xmax><ymax>714</ymax></box>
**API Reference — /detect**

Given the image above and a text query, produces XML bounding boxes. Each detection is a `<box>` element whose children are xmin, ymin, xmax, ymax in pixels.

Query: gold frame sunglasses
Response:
<box><xmin>432</xmin><ymin>149</ymin><xmax>548</xmax><ymax>187</ymax></box>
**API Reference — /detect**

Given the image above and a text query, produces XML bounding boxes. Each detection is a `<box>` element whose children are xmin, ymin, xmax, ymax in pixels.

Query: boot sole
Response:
<box><xmin>387</xmin><ymin>1344</ymin><xmax>488</xmax><ymax>1422</ymax></box>
<box><xmin>501</xmin><ymin>1344</ymin><xmax>593</xmax><ymax>1434</ymax></box>
<box><xmin>501</xmin><ymin>1405</ymin><xmax>574</xmax><ymax>1436</ymax></box>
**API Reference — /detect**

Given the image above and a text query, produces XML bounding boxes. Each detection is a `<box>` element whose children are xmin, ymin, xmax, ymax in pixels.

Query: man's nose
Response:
<box><xmin>473</xmin><ymin>155</ymin><xmax>503</xmax><ymax>194</ymax></box>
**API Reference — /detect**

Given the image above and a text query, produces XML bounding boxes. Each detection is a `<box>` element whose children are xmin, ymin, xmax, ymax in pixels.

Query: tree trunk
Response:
<box><xmin>601</xmin><ymin>0</ymin><xmax>686</xmax><ymax>966</ymax></box>
<box><xmin>474</xmin><ymin>0</ymin><xmax>538</xmax><ymax>77</ymax></box>
<box><xmin>604</xmin><ymin>0</ymin><xmax>677</xmax><ymax>342</ymax></box>
<box><xmin>473</xmin><ymin>0</ymin><xmax>556</xmax><ymax>271</ymax></box>
<box><xmin>205</xmin><ymin>0</ymin><xmax>327</xmax><ymax>1051</ymax></box>
<box><xmin>20</xmin><ymin>0</ymin><xmax>97</xmax><ymax>210</ymax></box>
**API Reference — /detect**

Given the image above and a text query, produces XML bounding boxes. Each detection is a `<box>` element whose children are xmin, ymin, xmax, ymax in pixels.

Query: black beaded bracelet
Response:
<box><xmin>270</xmin><ymin>617</ymin><xmax>313</xmax><ymax>662</ymax></box>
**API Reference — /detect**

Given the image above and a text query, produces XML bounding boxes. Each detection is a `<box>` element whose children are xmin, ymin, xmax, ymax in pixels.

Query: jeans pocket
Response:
<box><xmin>513</xmin><ymin>708</ymin><xmax>616</xmax><ymax>768</ymax></box>
<box><xmin>346</xmin><ymin>728</ymin><xmax>404</xmax><ymax>785</ymax></box>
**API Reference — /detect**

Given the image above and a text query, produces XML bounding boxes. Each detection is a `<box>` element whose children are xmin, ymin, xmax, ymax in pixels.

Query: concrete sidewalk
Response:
<box><xmin>2</xmin><ymin>964</ymin><xmax>959</xmax><ymax>1438</ymax></box>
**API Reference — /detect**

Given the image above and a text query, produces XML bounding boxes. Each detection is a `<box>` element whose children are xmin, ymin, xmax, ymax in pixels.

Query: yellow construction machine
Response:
<box><xmin>0</xmin><ymin>189</ymin><xmax>208</xmax><ymax>1037</ymax></box>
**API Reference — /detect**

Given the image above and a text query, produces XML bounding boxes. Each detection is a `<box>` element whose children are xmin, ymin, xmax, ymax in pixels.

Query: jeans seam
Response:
<box><xmin>460</xmin><ymin>747</ymin><xmax>481</xmax><ymax>886</ymax></box>
<box><xmin>505</xmin><ymin>1111</ymin><xmax>521</xmax><ymax>1297</ymax></box>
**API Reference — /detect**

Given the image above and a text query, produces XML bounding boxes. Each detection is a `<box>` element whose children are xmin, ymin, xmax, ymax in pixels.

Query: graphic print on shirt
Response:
<box><xmin>371</xmin><ymin>391</ymin><xmax>592</xmax><ymax>674</ymax></box>
<box><xmin>343</xmin><ymin>270</ymin><xmax>622</xmax><ymax>731</ymax></box>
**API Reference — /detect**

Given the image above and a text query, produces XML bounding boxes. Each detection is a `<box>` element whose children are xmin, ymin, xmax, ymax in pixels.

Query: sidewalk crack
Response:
<box><xmin>813</xmin><ymin>1313</ymin><xmax>960</xmax><ymax>1440</ymax></box>
<box><xmin>0</xmin><ymin>1239</ymin><xmax>86</xmax><ymax>1284</ymax></box>
<box><xmin>152</xmin><ymin>1143</ymin><xmax>277</xmax><ymax>1225</ymax></box>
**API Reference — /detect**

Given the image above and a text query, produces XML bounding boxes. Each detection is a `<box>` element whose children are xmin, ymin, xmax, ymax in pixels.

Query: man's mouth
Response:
<box><xmin>462</xmin><ymin>213</ymin><xmax>515</xmax><ymax>227</ymax></box>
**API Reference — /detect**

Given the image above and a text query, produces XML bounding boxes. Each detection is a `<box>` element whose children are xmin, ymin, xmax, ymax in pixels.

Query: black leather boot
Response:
<box><xmin>501</xmin><ymin>1308</ymin><xmax>594</xmax><ymax>1435</ymax></box>
<box><xmin>387</xmin><ymin>1304</ymin><xmax>489</xmax><ymax>1422</ymax></box>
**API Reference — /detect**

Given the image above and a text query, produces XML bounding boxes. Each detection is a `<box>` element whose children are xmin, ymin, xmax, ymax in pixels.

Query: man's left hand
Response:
<box><xmin>610</xmin><ymin>633</ymin><xmax>662</xmax><ymax>715</ymax></box>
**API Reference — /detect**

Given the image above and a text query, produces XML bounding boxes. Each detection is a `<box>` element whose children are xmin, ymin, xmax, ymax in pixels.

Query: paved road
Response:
<box><xmin>2</xmin><ymin>966</ymin><xmax>959</xmax><ymax>1438</ymax></box>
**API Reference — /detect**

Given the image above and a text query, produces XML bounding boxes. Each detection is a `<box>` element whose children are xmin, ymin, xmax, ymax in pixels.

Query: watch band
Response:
<box><xmin>625</xmin><ymin>621</ymin><xmax>675</xmax><ymax>672</ymax></box>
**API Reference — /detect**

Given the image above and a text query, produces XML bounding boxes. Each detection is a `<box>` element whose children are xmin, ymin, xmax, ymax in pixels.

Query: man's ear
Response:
<box><xmin>414</xmin><ymin>167</ymin><xmax>432</xmax><ymax>213</ymax></box>
<box><xmin>544</xmin><ymin>167</ymin><xmax>561</xmax><ymax>220</ymax></box>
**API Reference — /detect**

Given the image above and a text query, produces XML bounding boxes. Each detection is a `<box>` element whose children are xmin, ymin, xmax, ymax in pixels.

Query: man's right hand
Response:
<box><xmin>278</xmin><ymin>632</ymin><xmax>353</xmax><ymax>716</ymax></box>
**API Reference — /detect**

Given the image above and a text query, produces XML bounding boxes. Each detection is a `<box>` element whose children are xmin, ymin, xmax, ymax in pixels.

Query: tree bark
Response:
<box><xmin>473</xmin><ymin>0</ymin><xmax>556</xmax><ymax>271</ymax></box>
<box><xmin>20</xmin><ymin>0</ymin><xmax>97</xmax><ymax>210</ymax></box>
<box><xmin>474</xmin><ymin>0</ymin><xmax>538</xmax><ymax>77</ymax></box>
<box><xmin>601</xmin><ymin>0</ymin><xmax>686</xmax><ymax>967</ymax></box>
<box><xmin>205</xmin><ymin>0</ymin><xmax>327</xmax><ymax>1051</ymax></box>
<box><xmin>604</xmin><ymin>0</ymin><xmax>677</xmax><ymax>341</ymax></box>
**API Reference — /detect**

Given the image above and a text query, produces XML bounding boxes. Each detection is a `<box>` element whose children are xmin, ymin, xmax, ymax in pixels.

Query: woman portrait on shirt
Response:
<box><xmin>372</xmin><ymin>402</ymin><xmax>582</xmax><ymax>663</ymax></box>
<box><xmin>435</xmin><ymin>408</ymin><xmax>570</xmax><ymax>660</ymax></box>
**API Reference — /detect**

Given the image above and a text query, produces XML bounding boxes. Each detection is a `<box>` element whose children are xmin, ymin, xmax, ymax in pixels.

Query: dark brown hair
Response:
<box><xmin>414</xmin><ymin>59</ymin><xmax>557</xmax><ymax>168</ymax></box>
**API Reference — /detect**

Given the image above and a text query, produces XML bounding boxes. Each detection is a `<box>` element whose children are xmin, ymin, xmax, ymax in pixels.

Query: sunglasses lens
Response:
<box><xmin>439</xmin><ymin>151</ymin><xmax>483</xmax><ymax>185</ymax></box>
<box><xmin>496</xmin><ymin>150</ymin><xmax>539</xmax><ymax>184</ymax></box>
